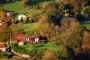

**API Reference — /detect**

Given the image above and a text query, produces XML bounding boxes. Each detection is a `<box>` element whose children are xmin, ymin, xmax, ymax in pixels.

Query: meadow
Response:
<box><xmin>20</xmin><ymin>43</ymin><xmax>60</xmax><ymax>51</ymax></box>
<box><xmin>0</xmin><ymin>1</ymin><xmax>43</xmax><ymax>14</ymax></box>
<box><xmin>16</xmin><ymin>21</ymin><xmax>90</xmax><ymax>33</ymax></box>
<box><xmin>16</xmin><ymin>23</ymin><xmax>38</xmax><ymax>32</ymax></box>
<box><xmin>80</xmin><ymin>22</ymin><xmax>90</xmax><ymax>32</ymax></box>
<box><xmin>0</xmin><ymin>0</ymin><xmax>56</xmax><ymax>14</ymax></box>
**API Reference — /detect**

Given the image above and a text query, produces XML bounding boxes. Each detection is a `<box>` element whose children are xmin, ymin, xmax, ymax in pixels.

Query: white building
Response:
<box><xmin>18</xmin><ymin>14</ymin><xmax>27</xmax><ymax>20</ymax></box>
<box><xmin>0</xmin><ymin>44</ymin><xmax>7</xmax><ymax>52</ymax></box>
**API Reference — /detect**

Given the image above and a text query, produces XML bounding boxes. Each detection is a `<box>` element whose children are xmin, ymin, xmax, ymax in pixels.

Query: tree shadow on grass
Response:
<box><xmin>88</xmin><ymin>30</ymin><xmax>90</xmax><ymax>32</ymax></box>
<box><xmin>80</xmin><ymin>22</ymin><xmax>90</xmax><ymax>25</ymax></box>
<box><xmin>35</xmin><ymin>44</ymin><xmax>44</xmax><ymax>48</ymax></box>
<box><xmin>27</xmin><ymin>0</ymin><xmax>54</xmax><ymax>6</ymax></box>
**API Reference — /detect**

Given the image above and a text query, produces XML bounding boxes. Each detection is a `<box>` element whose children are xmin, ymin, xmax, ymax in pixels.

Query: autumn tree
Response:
<box><xmin>10</xmin><ymin>24</ymin><xmax>25</xmax><ymax>35</ymax></box>
<box><xmin>37</xmin><ymin>14</ymin><xmax>60</xmax><ymax>43</ymax></box>
<box><xmin>0</xmin><ymin>10</ymin><xmax>5</xmax><ymax>20</ymax></box>
<box><xmin>21</xmin><ymin>0</ymin><xmax>31</xmax><ymax>7</ymax></box>
<box><xmin>82</xmin><ymin>31</ymin><xmax>90</xmax><ymax>56</ymax></box>
<box><xmin>70</xmin><ymin>0</ymin><xmax>88</xmax><ymax>13</ymax></box>
<box><xmin>60</xmin><ymin>17</ymin><xmax>90</xmax><ymax>59</ymax></box>
<box><xmin>60</xmin><ymin>18</ymin><xmax>80</xmax><ymax>34</ymax></box>
<box><xmin>0</xmin><ymin>23</ymin><xmax>11</xmax><ymax>43</ymax></box>
<box><xmin>57</xmin><ymin>45</ymin><xmax>75</xmax><ymax>60</ymax></box>
<box><xmin>42</xmin><ymin>1</ymin><xmax>61</xmax><ymax>20</ymax></box>
<box><xmin>42</xmin><ymin>49</ymin><xmax>58</xmax><ymax>60</ymax></box>
<box><xmin>56</xmin><ymin>0</ymin><xmax>71</xmax><ymax>5</ymax></box>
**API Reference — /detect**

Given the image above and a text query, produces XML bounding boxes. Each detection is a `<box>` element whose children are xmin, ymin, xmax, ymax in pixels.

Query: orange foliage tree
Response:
<box><xmin>0</xmin><ymin>9</ymin><xmax>5</xmax><ymax>20</ymax></box>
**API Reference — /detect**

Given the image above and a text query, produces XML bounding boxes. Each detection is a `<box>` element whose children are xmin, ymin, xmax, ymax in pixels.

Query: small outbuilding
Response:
<box><xmin>0</xmin><ymin>44</ymin><xmax>7</xmax><ymax>52</ymax></box>
<box><xmin>14</xmin><ymin>34</ymin><xmax>25</xmax><ymax>46</ymax></box>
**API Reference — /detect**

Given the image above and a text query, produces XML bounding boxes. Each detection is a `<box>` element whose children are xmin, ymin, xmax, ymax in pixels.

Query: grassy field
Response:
<box><xmin>0</xmin><ymin>1</ymin><xmax>43</xmax><ymax>14</ymax></box>
<box><xmin>0</xmin><ymin>0</ymin><xmax>57</xmax><ymax>14</ymax></box>
<box><xmin>16</xmin><ymin>23</ymin><xmax>38</xmax><ymax>32</ymax></box>
<box><xmin>16</xmin><ymin>21</ymin><xmax>90</xmax><ymax>33</ymax></box>
<box><xmin>20</xmin><ymin>43</ymin><xmax>60</xmax><ymax>51</ymax></box>
<box><xmin>35</xmin><ymin>43</ymin><xmax>60</xmax><ymax>51</ymax></box>
<box><xmin>80</xmin><ymin>22</ymin><xmax>90</xmax><ymax>31</ymax></box>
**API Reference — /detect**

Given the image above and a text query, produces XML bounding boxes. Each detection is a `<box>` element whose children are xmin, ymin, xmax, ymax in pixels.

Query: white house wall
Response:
<box><xmin>0</xmin><ymin>48</ymin><xmax>6</xmax><ymax>52</ymax></box>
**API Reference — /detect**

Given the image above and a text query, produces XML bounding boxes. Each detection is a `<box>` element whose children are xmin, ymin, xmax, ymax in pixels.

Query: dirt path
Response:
<box><xmin>11</xmin><ymin>49</ymin><xmax>32</xmax><ymax>60</ymax></box>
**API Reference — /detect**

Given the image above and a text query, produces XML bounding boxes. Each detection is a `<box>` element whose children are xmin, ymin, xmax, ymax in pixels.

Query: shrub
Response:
<box><xmin>0</xmin><ymin>52</ymin><xmax>9</xmax><ymax>58</ymax></box>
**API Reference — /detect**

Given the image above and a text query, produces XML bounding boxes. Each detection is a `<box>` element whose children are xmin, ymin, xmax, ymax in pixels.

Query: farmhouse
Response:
<box><xmin>0</xmin><ymin>20</ymin><xmax>3</xmax><ymax>25</ymax></box>
<box><xmin>0</xmin><ymin>44</ymin><xmax>7</xmax><ymax>52</ymax></box>
<box><xmin>18</xmin><ymin>14</ymin><xmax>27</xmax><ymax>20</ymax></box>
<box><xmin>26</xmin><ymin>35</ymin><xmax>45</xmax><ymax>44</ymax></box>
<box><xmin>14</xmin><ymin>34</ymin><xmax>46</xmax><ymax>45</ymax></box>
<box><xmin>14</xmin><ymin>34</ymin><xmax>25</xmax><ymax>46</ymax></box>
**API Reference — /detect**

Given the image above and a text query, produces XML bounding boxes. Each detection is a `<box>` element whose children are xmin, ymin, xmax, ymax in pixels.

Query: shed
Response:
<box><xmin>0</xmin><ymin>44</ymin><xmax>7</xmax><ymax>52</ymax></box>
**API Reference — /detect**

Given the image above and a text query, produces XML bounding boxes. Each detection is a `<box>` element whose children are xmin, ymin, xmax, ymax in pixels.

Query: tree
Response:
<box><xmin>0</xmin><ymin>0</ymin><xmax>6</xmax><ymax>3</ymax></box>
<box><xmin>57</xmin><ymin>45</ymin><xmax>75</xmax><ymax>60</ymax></box>
<box><xmin>0</xmin><ymin>23</ymin><xmax>11</xmax><ymax>43</ymax></box>
<box><xmin>70</xmin><ymin>0</ymin><xmax>88</xmax><ymax>13</ymax></box>
<box><xmin>57</xmin><ymin>0</ymin><xmax>71</xmax><ymax>5</ymax></box>
<box><xmin>60</xmin><ymin>17</ymin><xmax>90</xmax><ymax>59</ymax></box>
<box><xmin>42</xmin><ymin>1</ymin><xmax>60</xmax><ymax>19</ymax></box>
<box><xmin>42</xmin><ymin>49</ymin><xmax>58</xmax><ymax>60</ymax></box>
<box><xmin>0</xmin><ymin>10</ymin><xmax>5</xmax><ymax>20</ymax></box>
<box><xmin>10</xmin><ymin>24</ymin><xmax>25</xmax><ymax>35</ymax></box>
<box><xmin>82</xmin><ymin>31</ymin><xmax>90</xmax><ymax>55</ymax></box>
<box><xmin>60</xmin><ymin>18</ymin><xmax>80</xmax><ymax>34</ymax></box>
<box><xmin>33</xmin><ymin>49</ymin><xmax>45</xmax><ymax>60</ymax></box>
<box><xmin>3</xmin><ymin>0</ymin><xmax>6</xmax><ymax>3</ymax></box>
<box><xmin>37</xmin><ymin>14</ymin><xmax>60</xmax><ymax>42</ymax></box>
<box><xmin>64</xmin><ymin>26</ymin><xmax>87</xmax><ymax>48</ymax></box>
<box><xmin>21</xmin><ymin>0</ymin><xmax>31</xmax><ymax>7</ymax></box>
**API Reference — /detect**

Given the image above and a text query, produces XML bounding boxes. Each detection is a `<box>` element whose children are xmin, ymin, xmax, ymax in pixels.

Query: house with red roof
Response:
<box><xmin>0</xmin><ymin>44</ymin><xmax>7</xmax><ymax>52</ymax></box>
<box><xmin>14</xmin><ymin>34</ymin><xmax>25</xmax><ymax>46</ymax></box>
<box><xmin>26</xmin><ymin>35</ymin><xmax>45</xmax><ymax>44</ymax></box>
<box><xmin>14</xmin><ymin>34</ymin><xmax>46</xmax><ymax>45</ymax></box>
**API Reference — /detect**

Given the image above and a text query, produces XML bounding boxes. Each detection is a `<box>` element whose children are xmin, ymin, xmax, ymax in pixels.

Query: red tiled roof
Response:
<box><xmin>4</xmin><ymin>18</ymin><xmax>12</xmax><ymax>23</ymax></box>
<box><xmin>28</xmin><ymin>35</ymin><xmax>40</xmax><ymax>38</ymax></box>
<box><xmin>14</xmin><ymin>34</ymin><xmax>25</xmax><ymax>41</ymax></box>
<box><xmin>0</xmin><ymin>44</ymin><xmax>7</xmax><ymax>48</ymax></box>
<box><xmin>14</xmin><ymin>34</ymin><xmax>40</xmax><ymax>41</ymax></box>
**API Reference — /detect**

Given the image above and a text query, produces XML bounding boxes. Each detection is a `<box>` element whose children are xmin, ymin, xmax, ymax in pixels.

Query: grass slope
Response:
<box><xmin>20</xmin><ymin>43</ymin><xmax>60</xmax><ymax>51</ymax></box>
<box><xmin>35</xmin><ymin>44</ymin><xmax>60</xmax><ymax>51</ymax></box>
<box><xmin>16</xmin><ymin>23</ymin><xmax>38</xmax><ymax>32</ymax></box>
<box><xmin>0</xmin><ymin>0</ymin><xmax>57</xmax><ymax>14</ymax></box>
<box><xmin>80</xmin><ymin>22</ymin><xmax>90</xmax><ymax>31</ymax></box>
<box><xmin>0</xmin><ymin>2</ymin><xmax>43</xmax><ymax>14</ymax></box>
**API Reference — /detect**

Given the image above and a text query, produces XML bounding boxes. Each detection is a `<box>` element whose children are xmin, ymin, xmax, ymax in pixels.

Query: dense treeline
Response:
<box><xmin>0</xmin><ymin>0</ymin><xmax>16</xmax><ymax>4</ymax></box>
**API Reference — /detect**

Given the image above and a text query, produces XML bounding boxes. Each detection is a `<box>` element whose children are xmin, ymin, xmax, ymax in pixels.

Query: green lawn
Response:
<box><xmin>20</xmin><ymin>43</ymin><xmax>60</xmax><ymax>51</ymax></box>
<box><xmin>35</xmin><ymin>44</ymin><xmax>60</xmax><ymax>51</ymax></box>
<box><xmin>16</xmin><ymin>23</ymin><xmax>38</xmax><ymax>32</ymax></box>
<box><xmin>0</xmin><ymin>0</ymin><xmax>58</xmax><ymax>14</ymax></box>
<box><xmin>0</xmin><ymin>1</ymin><xmax>43</xmax><ymax>14</ymax></box>
<box><xmin>80</xmin><ymin>22</ymin><xmax>90</xmax><ymax>31</ymax></box>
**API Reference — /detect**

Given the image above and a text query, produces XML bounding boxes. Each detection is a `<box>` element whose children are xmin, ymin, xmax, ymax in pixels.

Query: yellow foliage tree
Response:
<box><xmin>0</xmin><ymin>9</ymin><xmax>5</xmax><ymax>20</ymax></box>
<box><xmin>42</xmin><ymin>49</ymin><xmax>58</xmax><ymax>60</ymax></box>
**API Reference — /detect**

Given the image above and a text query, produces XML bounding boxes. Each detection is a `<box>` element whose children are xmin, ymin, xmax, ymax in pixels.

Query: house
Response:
<box><xmin>26</xmin><ymin>35</ymin><xmax>40</xmax><ymax>43</ymax></box>
<box><xmin>18</xmin><ymin>14</ymin><xmax>27</xmax><ymax>21</ymax></box>
<box><xmin>26</xmin><ymin>35</ymin><xmax>46</xmax><ymax>44</ymax></box>
<box><xmin>0</xmin><ymin>20</ymin><xmax>4</xmax><ymax>25</ymax></box>
<box><xmin>14</xmin><ymin>34</ymin><xmax>25</xmax><ymax>46</ymax></box>
<box><xmin>0</xmin><ymin>44</ymin><xmax>7</xmax><ymax>52</ymax></box>
<box><xmin>14</xmin><ymin>34</ymin><xmax>46</xmax><ymax>45</ymax></box>
<box><xmin>6</xmin><ymin>11</ymin><xmax>11</xmax><ymax>16</ymax></box>
<box><xmin>4</xmin><ymin>18</ymin><xmax>12</xmax><ymax>25</ymax></box>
